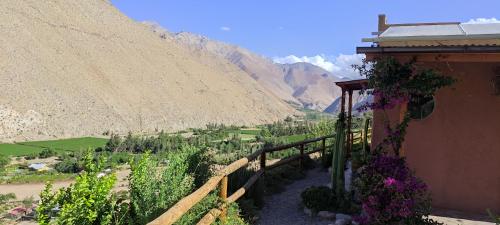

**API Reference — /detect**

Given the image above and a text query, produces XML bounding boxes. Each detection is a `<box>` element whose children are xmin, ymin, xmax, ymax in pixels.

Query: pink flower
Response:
<box><xmin>384</xmin><ymin>177</ymin><xmax>397</xmax><ymax>187</ymax></box>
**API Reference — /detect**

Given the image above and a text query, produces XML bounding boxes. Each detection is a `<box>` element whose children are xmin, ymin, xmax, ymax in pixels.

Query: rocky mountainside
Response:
<box><xmin>323</xmin><ymin>92</ymin><xmax>373</xmax><ymax>115</ymax></box>
<box><xmin>169</xmin><ymin>31</ymin><xmax>344</xmax><ymax>110</ymax></box>
<box><xmin>0</xmin><ymin>0</ymin><xmax>297</xmax><ymax>142</ymax></box>
<box><xmin>280</xmin><ymin>62</ymin><xmax>342</xmax><ymax>110</ymax></box>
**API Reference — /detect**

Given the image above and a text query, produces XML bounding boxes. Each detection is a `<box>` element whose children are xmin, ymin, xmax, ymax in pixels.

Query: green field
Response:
<box><xmin>227</xmin><ymin>128</ymin><xmax>261</xmax><ymax>141</ymax></box>
<box><xmin>285</xmin><ymin>134</ymin><xmax>308</xmax><ymax>143</ymax></box>
<box><xmin>0</xmin><ymin>137</ymin><xmax>108</xmax><ymax>156</ymax></box>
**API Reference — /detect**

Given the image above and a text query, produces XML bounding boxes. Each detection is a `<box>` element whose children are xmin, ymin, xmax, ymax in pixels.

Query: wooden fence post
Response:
<box><xmin>219</xmin><ymin>176</ymin><xmax>228</xmax><ymax>222</ymax></box>
<box><xmin>321</xmin><ymin>138</ymin><xmax>326</xmax><ymax>164</ymax></box>
<box><xmin>299</xmin><ymin>144</ymin><xmax>304</xmax><ymax>170</ymax></box>
<box><xmin>260</xmin><ymin>151</ymin><xmax>266</xmax><ymax>172</ymax></box>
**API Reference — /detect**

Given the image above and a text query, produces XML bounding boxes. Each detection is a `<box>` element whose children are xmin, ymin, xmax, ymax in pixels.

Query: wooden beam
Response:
<box><xmin>346</xmin><ymin>90</ymin><xmax>353</xmax><ymax>156</ymax></box>
<box><xmin>340</xmin><ymin>89</ymin><xmax>346</xmax><ymax>116</ymax></box>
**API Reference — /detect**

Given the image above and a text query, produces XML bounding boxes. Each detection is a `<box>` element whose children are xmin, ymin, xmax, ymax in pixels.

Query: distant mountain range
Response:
<box><xmin>159</xmin><ymin>30</ymin><xmax>346</xmax><ymax>111</ymax></box>
<box><xmin>0</xmin><ymin>0</ymin><xmax>368</xmax><ymax>142</ymax></box>
<box><xmin>0</xmin><ymin>0</ymin><xmax>296</xmax><ymax>141</ymax></box>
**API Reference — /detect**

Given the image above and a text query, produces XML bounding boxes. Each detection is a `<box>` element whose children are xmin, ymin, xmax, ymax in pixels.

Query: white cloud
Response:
<box><xmin>273</xmin><ymin>54</ymin><xmax>365</xmax><ymax>79</ymax></box>
<box><xmin>465</xmin><ymin>18</ymin><xmax>500</xmax><ymax>24</ymax></box>
<box><xmin>220</xmin><ymin>26</ymin><xmax>231</xmax><ymax>31</ymax></box>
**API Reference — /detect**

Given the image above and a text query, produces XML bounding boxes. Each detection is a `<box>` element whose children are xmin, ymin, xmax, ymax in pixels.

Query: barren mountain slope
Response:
<box><xmin>0</xmin><ymin>0</ymin><xmax>296</xmax><ymax>142</ymax></box>
<box><xmin>280</xmin><ymin>63</ymin><xmax>342</xmax><ymax>110</ymax></box>
<box><xmin>170</xmin><ymin>32</ymin><xmax>344</xmax><ymax>110</ymax></box>
<box><xmin>172</xmin><ymin>32</ymin><xmax>300</xmax><ymax>106</ymax></box>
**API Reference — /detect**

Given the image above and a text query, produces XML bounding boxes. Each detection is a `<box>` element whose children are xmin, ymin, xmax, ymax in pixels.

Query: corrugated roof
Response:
<box><xmin>363</xmin><ymin>21</ymin><xmax>500</xmax><ymax>47</ymax></box>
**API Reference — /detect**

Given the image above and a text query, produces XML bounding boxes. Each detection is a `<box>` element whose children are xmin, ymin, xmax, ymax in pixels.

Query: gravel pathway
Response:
<box><xmin>256</xmin><ymin>167</ymin><xmax>496</xmax><ymax>225</ymax></box>
<box><xmin>258</xmin><ymin>167</ymin><xmax>333</xmax><ymax>225</ymax></box>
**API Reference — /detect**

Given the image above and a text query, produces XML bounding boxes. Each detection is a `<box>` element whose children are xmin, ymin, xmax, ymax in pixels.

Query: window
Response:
<box><xmin>408</xmin><ymin>95</ymin><xmax>434</xmax><ymax>120</ymax></box>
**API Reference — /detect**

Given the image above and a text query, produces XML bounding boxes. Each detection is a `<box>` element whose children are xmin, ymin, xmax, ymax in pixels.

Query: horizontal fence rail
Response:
<box><xmin>148</xmin><ymin>134</ymin><xmax>335</xmax><ymax>225</ymax></box>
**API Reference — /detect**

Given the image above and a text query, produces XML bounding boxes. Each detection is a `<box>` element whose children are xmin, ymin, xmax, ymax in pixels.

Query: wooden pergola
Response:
<box><xmin>335</xmin><ymin>79</ymin><xmax>369</xmax><ymax>155</ymax></box>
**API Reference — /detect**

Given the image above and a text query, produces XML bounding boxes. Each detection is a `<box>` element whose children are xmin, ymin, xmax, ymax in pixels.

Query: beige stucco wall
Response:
<box><xmin>371</xmin><ymin>57</ymin><xmax>500</xmax><ymax>214</ymax></box>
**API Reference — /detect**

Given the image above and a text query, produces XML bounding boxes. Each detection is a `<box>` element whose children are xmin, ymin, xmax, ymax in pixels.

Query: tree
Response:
<box><xmin>37</xmin><ymin>150</ymin><xmax>117</xmax><ymax>225</ymax></box>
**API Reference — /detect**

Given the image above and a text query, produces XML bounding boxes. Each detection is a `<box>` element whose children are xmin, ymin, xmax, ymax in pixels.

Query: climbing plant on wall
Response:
<box><xmin>355</xmin><ymin>57</ymin><xmax>456</xmax><ymax>156</ymax></box>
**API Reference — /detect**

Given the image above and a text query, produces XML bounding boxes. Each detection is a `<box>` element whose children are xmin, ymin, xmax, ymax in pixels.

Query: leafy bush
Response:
<box><xmin>354</xmin><ymin>154</ymin><xmax>438</xmax><ymax>225</ymax></box>
<box><xmin>175</xmin><ymin>193</ymin><xmax>218</xmax><ymax>225</ymax></box>
<box><xmin>37</xmin><ymin>151</ymin><xmax>118</xmax><ymax>225</ymax></box>
<box><xmin>24</xmin><ymin>153</ymin><xmax>37</xmax><ymax>160</ymax></box>
<box><xmin>38</xmin><ymin>148</ymin><xmax>57</xmax><ymax>158</ymax></box>
<box><xmin>488</xmin><ymin>209</ymin><xmax>500</xmax><ymax>225</ymax></box>
<box><xmin>128</xmin><ymin>145</ymin><xmax>213</xmax><ymax>224</ymax></box>
<box><xmin>54</xmin><ymin>157</ymin><xmax>82</xmax><ymax>173</ymax></box>
<box><xmin>214</xmin><ymin>203</ymin><xmax>249</xmax><ymax>225</ymax></box>
<box><xmin>301</xmin><ymin>186</ymin><xmax>334</xmax><ymax>212</ymax></box>
<box><xmin>0</xmin><ymin>154</ymin><xmax>10</xmax><ymax>169</ymax></box>
<box><xmin>0</xmin><ymin>193</ymin><xmax>16</xmax><ymax>211</ymax></box>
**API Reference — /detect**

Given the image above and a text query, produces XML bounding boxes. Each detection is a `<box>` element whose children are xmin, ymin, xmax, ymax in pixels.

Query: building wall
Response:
<box><xmin>371</xmin><ymin>58</ymin><xmax>500</xmax><ymax>214</ymax></box>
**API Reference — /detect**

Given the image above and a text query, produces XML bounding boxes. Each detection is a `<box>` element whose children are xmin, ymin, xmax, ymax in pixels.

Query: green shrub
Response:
<box><xmin>37</xmin><ymin>151</ymin><xmax>117</xmax><ymax>225</ymax></box>
<box><xmin>24</xmin><ymin>153</ymin><xmax>37</xmax><ymax>160</ymax></box>
<box><xmin>301</xmin><ymin>186</ymin><xmax>334</xmax><ymax>212</ymax></box>
<box><xmin>214</xmin><ymin>203</ymin><xmax>249</xmax><ymax>225</ymax></box>
<box><xmin>128</xmin><ymin>145</ymin><xmax>213</xmax><ymax>224</ymax></box>
<box><xmin>54</xmin><ymin>157</ymin><xmax>82</xmax><ymax>173</ymax></box>
<box><xmin>488</xmin><ymin>209</ymin><xmax>500</xmax><ymax>225</ymax></box>
<box><xmin>38</xmin><ymin>148</ymin><xmax>57</xmax><ymax>158</ymax></box>
<box><xmin>175</xmin><ymin>193</ymin><xmax>219</xmax><ymax>225</ymax></box>
<box><xmin>0</xmin><ymin>193</ymin><xmax>16</xmax><ymax>211</ymax></box>
<box><xmin>0</xmin><ymin>154</ymin><xmax>10</xmax><ymax>169</ymax></box>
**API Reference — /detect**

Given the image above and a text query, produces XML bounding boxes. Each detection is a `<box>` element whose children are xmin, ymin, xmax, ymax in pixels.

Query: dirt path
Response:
<box><xmin>257</xmin><ymin>166</ymin><xmax>495</xmax><ymax>225</ymax></box>
<box><xmin>258</xmin><ymin>167</ymin><xmax>332</xmax><ymax>225</ymax></box>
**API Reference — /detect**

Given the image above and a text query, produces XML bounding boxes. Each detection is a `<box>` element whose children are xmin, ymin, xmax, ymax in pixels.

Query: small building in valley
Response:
<box><xmin>357</xmin><ymin>15</ymin><xmax>500</xmax><ymax>214</ymax></box>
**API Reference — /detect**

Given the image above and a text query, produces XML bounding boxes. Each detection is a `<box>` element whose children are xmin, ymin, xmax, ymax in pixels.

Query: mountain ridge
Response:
<box><xmin>165</xmin><ymin>30</ymin><xmax>345</xmax><ymax>110</ymax></box>
<box><xmin>0</xmin><ymin>0</ymin><xmax>297</xmax><ymax>142</ymax></box>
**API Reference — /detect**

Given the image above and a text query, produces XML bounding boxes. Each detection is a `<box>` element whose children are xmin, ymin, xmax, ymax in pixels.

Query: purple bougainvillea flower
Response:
<box><xmin>384</xmin><ymin>177</ymin><xmax>397</xmax><ymax>187</ymax></box>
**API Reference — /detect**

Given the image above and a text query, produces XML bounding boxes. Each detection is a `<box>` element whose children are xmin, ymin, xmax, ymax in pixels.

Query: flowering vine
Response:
<box><xmin>355</xmin><ymin>57</ymin><xmax>456</xmax><ymax>156</ymax></box>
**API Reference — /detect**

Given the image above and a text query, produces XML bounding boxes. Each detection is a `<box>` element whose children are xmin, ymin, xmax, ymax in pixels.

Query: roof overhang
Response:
<box><xmin>357</xmin><ymin>45</ymin><xmax>500</xmax><ymax>54</ymax></box>
<box><xmin>335</xmin><ymin>79</ymin><xmax>369</xmax><ymax>91</ymax></box>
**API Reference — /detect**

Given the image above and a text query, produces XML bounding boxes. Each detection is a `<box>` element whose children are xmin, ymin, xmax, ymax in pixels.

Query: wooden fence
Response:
<box><xmin>147</xmin><ymin>134</ymin><xmax>336</xmax><ymax>225</ymax></box>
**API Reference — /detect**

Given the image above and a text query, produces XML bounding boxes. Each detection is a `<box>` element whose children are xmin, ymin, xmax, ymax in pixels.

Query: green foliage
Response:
<box><xmin>175</xmin><ymin>193</ymin><xmax>218</xmax><ymax>225</ymax></box>
<box><xmin>0</xmin><ymin>193</ymin><xmax>16</xmax><ymax>203</ymax></box>
<box><xmin>488</xmin><ymin>209</ymin><xmax>500</xmax><ymax>225</ymax></box>
<box><xmin>0</xmin><ymin>137</ymin><xmax>106</xmax><ymax>156</ymax></box>
<box><xmin>215</xmin><ymin>203</ymin><xmax>249</xmax><ymax>225</ymax></box>
<box><xmin>54</xmin><ymin>150</ymin><xmax>90</xmax><ymax>173</ymax></box>
<box><xmin>301</xmin><ymin>186</ymin><xmax>334</xmax><ymax>212</ymax></box>
<box><xmin>3</xmin><ymin>172</ymin><xmax>74</xmax><ymax>184</ymax></box>
<box><xmin>37</xmin><ymin>150</ymin><xmax>117</xmax><ymax>225</ymax></box>
<box><xmin>129</xmin><ymin>145</ymin><xmax>213</xmax><ymax>224</ymax></box>
<box><xmin>24</xmin><ymin>153</ymin><xmax>37</xmax><ymax>160</ymax></box>
<box><xmin>0</xmin><ymin>193</ymin><xmax>16</xmax><ymax>212</ymax></box>
<box><xmin>54</xmin><ymin>157</ymin><xmax>82</xmax><ymax>173</ymax></box>
<box><xmin>300</xmin><ymin>186</ymin><xmax>358</xmax><ymax>214</ymax></box>
<box><xmin>39</xmin><ymin>148</ymin><xmax>57</xmax><ymax>158</ymax></box>
<box><xmin>356</xmin><ymin>57</ymin><xmax>456</xmax><ymax>156</ymax></box>
<box><xmin>263</xmin><ymin>119</ymin><xmax>315</xmax><ymax>137</ymax></box>
<box><xmin>331</xmin><ymin>115</ymin><xmax>347</xmax><ymax>197</ymax></box>
<box><xmin>0</xmin><ymin>154</ymin><xmax>10</xmax><ymax>169</ymax></box>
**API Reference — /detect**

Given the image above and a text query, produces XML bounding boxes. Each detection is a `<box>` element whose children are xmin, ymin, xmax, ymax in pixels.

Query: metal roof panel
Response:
<box><xmin>461</xmin><ymin>23</ymin><xmax>500</xmax><ymax>35</ymax></box>
<box><xmin>380</xmin><ymin>24</ymin><xmax>464</xmax><ymax>37</ymax></box>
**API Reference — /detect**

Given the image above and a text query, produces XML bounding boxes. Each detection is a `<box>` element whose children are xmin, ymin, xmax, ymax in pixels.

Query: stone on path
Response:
<box><xmin>318</xmin><ymin>211</ymin><xmax>336</xmax><ymax>220</ymax></box>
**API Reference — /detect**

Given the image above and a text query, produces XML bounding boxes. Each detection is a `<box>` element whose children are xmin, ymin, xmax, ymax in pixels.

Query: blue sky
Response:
<box><xmin>111</xmin><ymin>0</ymin><xmax>499</xmax><ymax>75</ymax></box>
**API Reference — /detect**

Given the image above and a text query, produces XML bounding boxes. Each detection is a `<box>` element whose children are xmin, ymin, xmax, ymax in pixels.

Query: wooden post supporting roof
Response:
<box><xmin>347</xmin><ymin>90</ymin><xmax>353</xmax><ymax>156</ymax></box>
<box><xmin>335</xmin><ymin>79</ymin><xmax>369</xmax><ymax>158</ymax></box>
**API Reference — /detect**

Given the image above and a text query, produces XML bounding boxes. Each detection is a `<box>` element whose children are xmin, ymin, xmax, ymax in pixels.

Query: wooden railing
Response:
<box><xmin>147</xmin><ymin>134</ymin><xmax>335</xmax><ymax>225</ymax></box>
